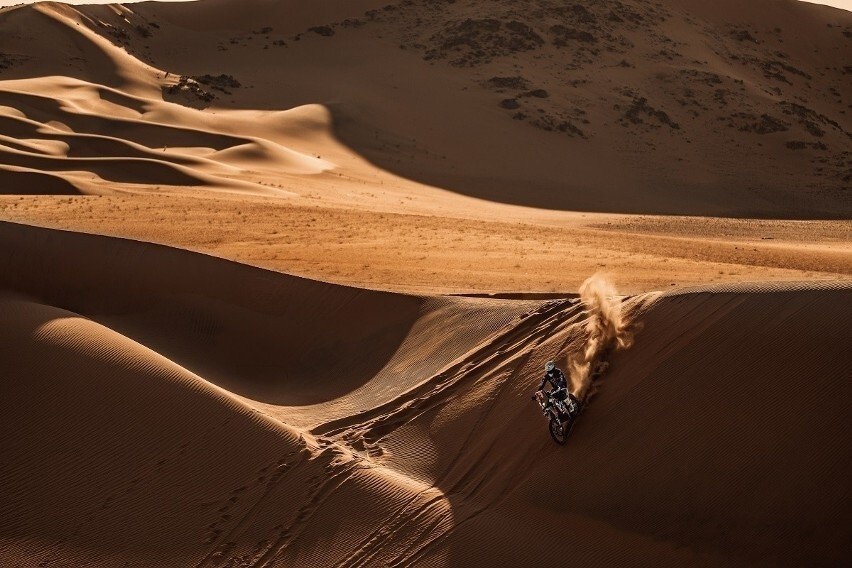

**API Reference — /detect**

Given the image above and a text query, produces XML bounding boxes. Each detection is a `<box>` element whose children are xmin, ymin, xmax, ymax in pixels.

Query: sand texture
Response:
<box><xmin>1</xmin><ymin>0</ymin><xmax>851</xmax><ymax>565</ymax></box>
<box><xmin>1</xmin><ymin>222</ymin><xmax>850</xmax><ymax>566</ymax></box>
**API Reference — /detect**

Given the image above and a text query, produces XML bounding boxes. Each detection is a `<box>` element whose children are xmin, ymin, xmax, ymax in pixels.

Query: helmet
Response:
<box><xmin>544</xmin><ymin>361</ymin><xmax>555</xmax><ymax>372</ymax></box>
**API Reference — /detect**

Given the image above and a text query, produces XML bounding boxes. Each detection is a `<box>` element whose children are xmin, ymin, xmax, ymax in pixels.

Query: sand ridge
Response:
<box><xmin>1</xmin><ymin>222</ymin><xmax>850</xmax><ymax>566</ymax></box>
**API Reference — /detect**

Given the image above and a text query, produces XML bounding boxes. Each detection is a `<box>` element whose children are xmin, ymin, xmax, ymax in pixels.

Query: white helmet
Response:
<box><xmin>544</xmin><ymin>361</ymin><xmax>555</xmax><ymax>372</ymax></box>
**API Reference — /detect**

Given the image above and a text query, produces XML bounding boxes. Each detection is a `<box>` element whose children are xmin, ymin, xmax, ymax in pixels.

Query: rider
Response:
<box><xmin>536</xmin><ymin>361</ymin><xmax>577</xmax><ymax>414</ymax></box>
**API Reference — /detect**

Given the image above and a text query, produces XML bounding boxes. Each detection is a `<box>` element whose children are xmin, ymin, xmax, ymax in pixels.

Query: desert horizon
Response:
<box><xmin>1</xmin><ymin>0</ymin><xmax>850</xmax><ymax>566</ymax></box>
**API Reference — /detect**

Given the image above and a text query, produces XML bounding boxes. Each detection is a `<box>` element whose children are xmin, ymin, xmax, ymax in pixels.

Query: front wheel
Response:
<box><xmin>549</xmin><ymin>416</ymin><xmax>568</xmax><ymax>445</ymax></box>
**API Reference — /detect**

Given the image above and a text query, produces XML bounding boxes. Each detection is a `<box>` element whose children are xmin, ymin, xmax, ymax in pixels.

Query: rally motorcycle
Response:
<box><xmin>532</xmin><ymin>388</ymin><xmax>583</xmax><ymax>445</ymax></box>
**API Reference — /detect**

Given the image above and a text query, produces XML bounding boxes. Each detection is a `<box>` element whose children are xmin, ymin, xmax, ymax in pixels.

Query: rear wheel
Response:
<box><xmin>549</xmin><ymin>416</ymin><xmax>567</xmax><ymax>445</ymax></box>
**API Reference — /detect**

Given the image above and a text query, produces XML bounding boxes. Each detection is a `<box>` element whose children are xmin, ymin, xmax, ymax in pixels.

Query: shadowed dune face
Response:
<box><xmin>103</xmin><ymin>0</ymin><xmax>852</xmax><ymax>216</ymax></box>
<box><xmin>0</xmin><ymin>294</ymin><xmax>455</xmax><ymax>567</ymax></box>
<box><xmin>0</xmin><ymin>168</ymin><xmax>81</xmax><ymax>194</ymax></box>
<box><xmin>0</xmin><ymin>89</ymin><xmax>246</xmax><ymax>150</ymax></box>
<box><xmin>0</xmin><ymin>221</ymin><xmax>539</xmax><ymax>412</ymax></box>
<box><xmin>0</xmin><ymin>220</ymin><xmax>426</xmax><ymax>405</ymax></box>
<box><xmin>1</xmin><ymin>222</ymin><xmax>850</xmax><ymax>566</ymax></box>
<box><xmin>0</xmin><ymin>88</ymin><xmax>274</xmax><ymax>190</ymax></box>
<box><xmin>0</xmin><ymin>0</ymin><xmax>850</xmax><ymax>215</ymax></box>
<box><xmin>311</xmin><ymin>0</ymin><xmax>852</xmax><ymax>217</ymax></box>
<box><xmin>353</xmin><ymin>282</ymin><xmax>851</xmax><ymax>566</ymax></box>
<box><xmin>0</xmin><ymin>295</ymin><xmax>306</xmax><ymax>560</ymax></box>
<box><xmin>0</xmin><ymin>83</ymin><xmax>332</xmax><ymax>192</ymax></box>
<box><xmin>504</xmin><ymin>284</ymin><xmax>852</xmax><ymax>566</ymax></box>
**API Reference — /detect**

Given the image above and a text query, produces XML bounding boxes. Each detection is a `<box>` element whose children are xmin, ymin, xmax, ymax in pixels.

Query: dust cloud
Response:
<box><xmin>570</xmin><ymin>274</ymin><xmax>633</xmax><ymax>400</ymax></box>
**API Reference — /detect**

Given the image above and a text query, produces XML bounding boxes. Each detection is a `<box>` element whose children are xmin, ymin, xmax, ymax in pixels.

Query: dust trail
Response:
<box><xmin>569</xmin><ymin>274</ymin><xmax>633</xmax><ymax>400</ymax></box>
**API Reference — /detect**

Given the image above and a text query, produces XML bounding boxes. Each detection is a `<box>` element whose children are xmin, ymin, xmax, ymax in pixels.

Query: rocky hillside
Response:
<box><xmin>0</xmin><ymin>0</ymin><xmax>849</xmax><ymax>216</ymax></box>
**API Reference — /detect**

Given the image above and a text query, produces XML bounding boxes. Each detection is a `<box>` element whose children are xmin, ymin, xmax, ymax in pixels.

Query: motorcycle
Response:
<box><xmin>532</xmin><ymin>388</ymin><xmax>582</xmax><ymax>445</ymax></box>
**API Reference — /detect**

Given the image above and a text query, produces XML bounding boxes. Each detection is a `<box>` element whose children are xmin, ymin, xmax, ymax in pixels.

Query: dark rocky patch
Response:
<box><xmin>679</xmin><ymin>69</ymin><xmax>722</xmax><ymax>86</ymax></box>
<box><xmin>621</xmin><ymin>97</ymin><xmax>679</xmax><ymax>129</ymax></box>
<box><xmin>550</xmin><ymin>25</ymin><xmax>596</xmax><ymax>46</ymax></box>
<box><xmin>486</xmin><ymin>76</ymin><xmax>529</xmax><ymax>90</ymax></box>
<box><xmin>786</xmin><ymin>140</ymin><xmax>828</xmax><ymax>150</ymax></box>
<box><xmin>197</xmin><ymin>74</ymin><xmax>242</xmax><ymax>94</ymax></box>
<box><xmin>163</xmin><ymin>76</ymin><xmax>215</xmax><ymax>107</ymax></box>
<box><xmin>530</xmin><ymin>115</ymin><xmax>586</xmax><ymax>137</ymax></box>
<box><xmin>726</xmin><ymin>113</ymin><xmax>788</xmax><ymax>134</ymax></box>
<box><xmin>739</xmin><ymin>57</ymin><xmax>813</xmax><ymax>85</ymax></box>
<box><xmin>424</xmin><ymin>18</ymin><xmax>544</xmax><ymax>66</ymax></box>
<box><xmin>547</xmin><ymin>4</ymin><xmax>597</xmax><ymax>25</ymax></box>
<box><xmin>713</xmin><ymin>89</ymin><xmax>730</xmax><ymax>107</ymax></box>
<box><xmin>780</xmin><ymin>102</ymin><xmax>847</xmax><ymax>138</ymax></box>
<box><xmin>731</xmin><ymin>29</ymin><xmax>758</xmax><ymax>43</ymax></box>
<box><xmin>339</xmin><ymin>18</ymin><xmax>365</xmax><ymax>29</ymax></box>
<box><xmin>0</xmin><ymin>52</ymin><xmax>28</xmax><ymax>71</ymax></box>
<box><xmin>309</xmin><ymin>25</ymin><xmax>335</xmax><ymax>37</ymax></box>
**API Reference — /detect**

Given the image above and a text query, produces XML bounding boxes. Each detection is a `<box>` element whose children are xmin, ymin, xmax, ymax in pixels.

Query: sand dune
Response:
<box><xmin>1</xmin><ymin>0</ymin><xmax>850</xmax><ymax>565</ymax></box>
<box><xmin>1</xmin><ymin>222</ymin><xmax>849</xmax><ymax>566</ymax></box>
<box><xmin>0</xmin><ymin>166</ymin><xmax>81</xmax><ymax>194</ymax></box>
<box><xmin>0</xmin><ymin>292</ymin><xmax>453</xmax><ymax>567</ymax></box>
<box><xmin>0</xmin><ymin>79</ymin><xmax>332</xmax><ymax>191</ymax></box>
<box><xmin>1</xmin><ymin>0</ymin><xmax>850</xmax><ymax>214</ymax></box>
<box><xmin>0</xmin><ymin>2</ymin><xmax>161</xmax><ymax>95</ymax></box>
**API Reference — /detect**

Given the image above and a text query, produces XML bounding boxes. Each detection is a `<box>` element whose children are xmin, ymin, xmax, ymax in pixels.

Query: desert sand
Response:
<box><xmin>1</xmin><ymin>0</ymin><xmax>850</xmax><ymax>566</ymax></box>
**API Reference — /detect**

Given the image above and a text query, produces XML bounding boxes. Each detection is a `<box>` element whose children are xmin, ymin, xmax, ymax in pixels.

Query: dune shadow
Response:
<box><xmin>0</xmin><ymin>221</ymin><xmax>424</xmax><ymax>405</ymax></box>
<box><xmin>0</xmin><ymin>168</ymin><xmax>82</xmax><ymax>195</ymax></box>
<box><xmin>430</xmin><ymin>285</ymin><xmax>852</xmax><ymax>565</ymax></box>
<box><xmin>321</xmin><ymin>101</ymin><xmax>852</xmax><ymax>220</ymax></box>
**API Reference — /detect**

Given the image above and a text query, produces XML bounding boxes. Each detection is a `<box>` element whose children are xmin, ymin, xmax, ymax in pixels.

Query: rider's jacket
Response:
<box><xmin>537</xmin><ymin>368</ymin><xmax>567</xmax><ymax>392</ymax></box>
